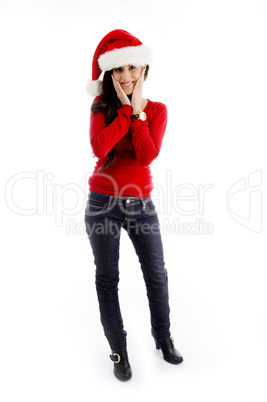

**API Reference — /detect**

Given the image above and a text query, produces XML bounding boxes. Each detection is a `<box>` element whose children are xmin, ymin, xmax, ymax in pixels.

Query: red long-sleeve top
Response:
<box><xmin>88</xmin><ymin>97</ymin><xmax>167</xmax><ymax>198</ymax></box>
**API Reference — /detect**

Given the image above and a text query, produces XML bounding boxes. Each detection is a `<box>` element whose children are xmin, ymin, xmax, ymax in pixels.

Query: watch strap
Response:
<box><xmin>131</xmin><ymin>111</ymin><xmax>147</xmax><ymax>122</ymax></box>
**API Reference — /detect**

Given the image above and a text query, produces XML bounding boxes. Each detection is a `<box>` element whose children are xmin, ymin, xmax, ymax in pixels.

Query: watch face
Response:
<box><xmin>139</xmin><ymin>112</ymin><xmax>146</xmax><ymax>121</ymax></box>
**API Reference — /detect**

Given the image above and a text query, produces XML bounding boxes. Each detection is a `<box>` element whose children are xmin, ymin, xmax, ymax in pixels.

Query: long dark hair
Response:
<box><xmin>91</xmin><ymin>65</ymin><xmax>150</xmax><ymax>171</ymax></box>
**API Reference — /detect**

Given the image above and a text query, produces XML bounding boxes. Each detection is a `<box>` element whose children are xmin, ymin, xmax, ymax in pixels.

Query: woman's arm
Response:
<box><xmin>130</xmin><ymin>102</ymin><xmax>167</xmax><ymax>166</ymax></box>
<box><xmin>90</xmin><ymin>104</ymin><xmax>132</xmax><ymax>158</ymax></box>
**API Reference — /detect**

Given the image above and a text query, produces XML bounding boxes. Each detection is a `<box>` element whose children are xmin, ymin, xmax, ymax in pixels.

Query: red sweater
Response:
<box><xmin>88</xmin><ymin>97</ymin><xmax>167</xmax><ymax>198</ymax></box>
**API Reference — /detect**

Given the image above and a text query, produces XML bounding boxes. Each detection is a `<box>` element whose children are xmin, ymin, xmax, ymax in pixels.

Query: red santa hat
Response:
<box><xmin>86</xmin><ymin>29</ymin><xmax>153</xmax><ymax>96</ymax></box>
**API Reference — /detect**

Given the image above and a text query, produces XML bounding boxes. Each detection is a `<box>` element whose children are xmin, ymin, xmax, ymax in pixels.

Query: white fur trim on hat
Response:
<box><xmin>98</xmin><ymin>44</ymin><xmax>153</xmax><ymax>72</ymax></box>
<box><xmin>85</xmin><ymin>79</ymin><xmax>102</xmax><ymax>97</ymax></box>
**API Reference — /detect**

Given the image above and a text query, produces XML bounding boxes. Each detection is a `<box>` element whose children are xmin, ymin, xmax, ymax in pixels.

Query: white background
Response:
<box><xmin>1</xmin><ymin>0</ymin><xmax>267</xmax><ymax>401</ymax></box>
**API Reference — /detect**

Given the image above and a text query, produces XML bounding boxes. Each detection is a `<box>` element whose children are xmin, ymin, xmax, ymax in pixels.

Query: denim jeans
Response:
<box><xmin>84</xmin><ymin>191</ymin><xmax>171</xmax><ymax>351</ymax></box>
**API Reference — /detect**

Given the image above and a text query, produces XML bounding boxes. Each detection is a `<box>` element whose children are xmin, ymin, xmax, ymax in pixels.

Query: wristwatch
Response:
<box><xmin>131</xmin><ymin>111</ymin><xmax>147</xmax><ymax>121</ymax></box>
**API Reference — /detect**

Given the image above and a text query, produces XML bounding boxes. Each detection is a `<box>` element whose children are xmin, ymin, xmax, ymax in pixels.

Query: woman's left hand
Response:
<box><xmin>131</xmin><ymin>67</ymin><xmax>146</xmax><ymax>114</ymax></box>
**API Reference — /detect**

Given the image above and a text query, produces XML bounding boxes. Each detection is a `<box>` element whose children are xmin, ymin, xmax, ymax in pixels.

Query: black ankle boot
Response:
<box><xmin>110</xmin><ymin>349</ymin><xmax>132</xmax><ymax>381</ymax></box>
<box><xmin>155</xmin><ymin>337</ymin><xmax>184</xmax><ymax>365</ymax></box>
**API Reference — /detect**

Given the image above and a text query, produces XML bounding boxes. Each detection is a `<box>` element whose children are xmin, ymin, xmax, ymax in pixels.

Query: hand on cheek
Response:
<box><xmin>131</xmin><ymin>67</ymin><xmax>145</xmax><ymax>114</ymax></box>
<box><xmin>111</xmin><ymin>75</ymin><xmax>131</xmax><ymax>106</ymax></box>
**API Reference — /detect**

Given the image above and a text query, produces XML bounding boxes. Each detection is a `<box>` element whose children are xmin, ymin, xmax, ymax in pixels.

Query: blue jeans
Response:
<box><xmin>84</xmin><ymin>192</ymin><xmax>171</xmax><ymax>351</ymax></box>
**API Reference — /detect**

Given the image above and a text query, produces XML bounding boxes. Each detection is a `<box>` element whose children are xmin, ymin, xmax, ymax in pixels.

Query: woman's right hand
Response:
<box><xmin>111</xmin><ymin>75</ymin><xmax>131</xmax><ymax>106</ymax></box>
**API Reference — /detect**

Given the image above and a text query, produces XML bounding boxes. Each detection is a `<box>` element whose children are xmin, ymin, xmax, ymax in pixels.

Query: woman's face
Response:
<box><xmin>112</xmin><ymin>65</ymin><xmax>144</xmax><ymax>95</ymax></box>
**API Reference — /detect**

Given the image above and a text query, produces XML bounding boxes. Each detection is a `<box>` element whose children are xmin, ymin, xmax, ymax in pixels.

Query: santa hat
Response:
<box><xmin>86</xmin><ymin>29</ymin><xmax>153</xmax><ymax>97</ymax></box>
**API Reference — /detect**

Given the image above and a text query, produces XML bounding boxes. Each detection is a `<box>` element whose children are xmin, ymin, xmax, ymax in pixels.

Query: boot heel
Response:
<box><xmin>154</xmin><ymin>338</ymin><xmax>184</xmax><ymax>365</ymax></box>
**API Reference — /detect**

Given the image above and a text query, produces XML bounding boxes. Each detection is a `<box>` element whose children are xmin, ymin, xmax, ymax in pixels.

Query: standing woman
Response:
<box><xmin>85</xmin><ymin>29</ymin><xmax>183</xmax><ymax>381</ymax></box>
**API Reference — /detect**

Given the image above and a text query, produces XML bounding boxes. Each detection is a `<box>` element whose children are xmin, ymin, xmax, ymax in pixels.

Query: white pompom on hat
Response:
<box><xmin>86</xmin><ymin>29</ymin><xmax>153</xmax><ymax>97</ymax></box>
